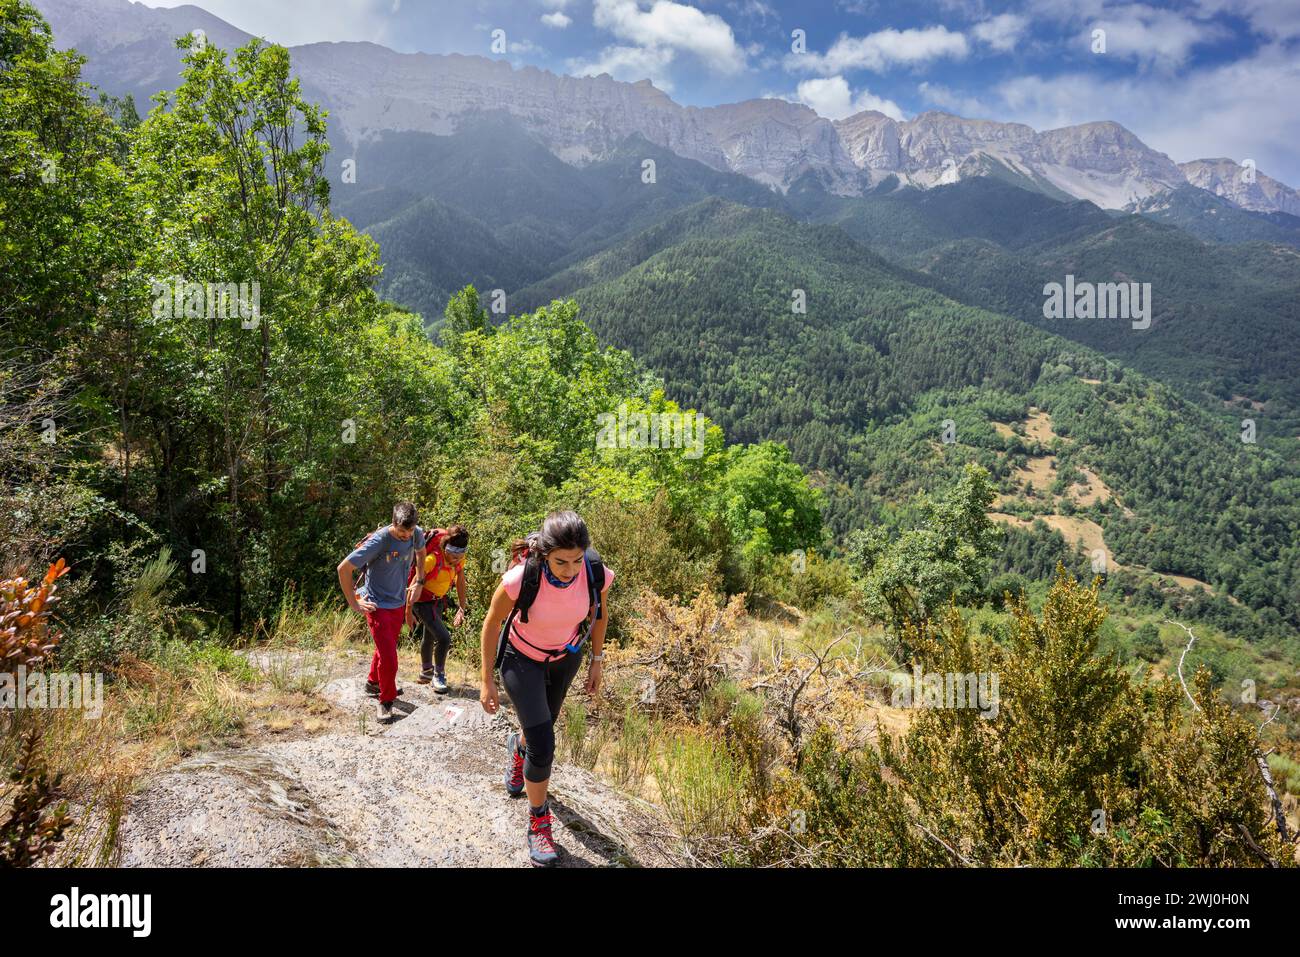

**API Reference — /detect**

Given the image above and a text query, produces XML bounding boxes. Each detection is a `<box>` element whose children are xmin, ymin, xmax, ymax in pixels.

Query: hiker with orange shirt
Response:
<box><xmin>406</xmin><ymin>524</ymin><xmax>469</xmax><ymax>693</ymax></box>
<box><xmin>478</xmin><ymin>511</ymin><xmax>613</xmax><ymax>866</ymax></box>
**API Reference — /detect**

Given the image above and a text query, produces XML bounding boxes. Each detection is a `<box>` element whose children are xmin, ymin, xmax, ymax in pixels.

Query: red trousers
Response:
<box><xmin>365</xmin><ymin>606</ymin><xmax>404</xmax><ymax>703</ymax></box>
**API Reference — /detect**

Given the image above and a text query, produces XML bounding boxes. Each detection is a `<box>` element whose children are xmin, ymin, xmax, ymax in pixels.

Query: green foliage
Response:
<box><xmin>754</xmin><ymin>570</ymin><xmax>1293</xmax><ymax>867</ymax></box>
<box><xmin>1131</xmin><ymin>622</ymin><xmax>1164</xmax><ymax>663</ymax></box>
<box><xmin>3</xmin><ymin>2</ymin><xmax>823</xmax><ymax>656</ymax></box>
<box><xmin>770</xmin><ymin>726</ymin><xmax>928</xmax><ymax>866</ymax></box>
<box><xmin>849</xmin><ymin>464</ymin><xmax>1001</xmax><ymax>638</ymax></box>
<box><xmin>654</xmin><ymin>727</ymin><xmax>753</xmax><ymax>854</ymax></box>
<box><xmin>5</xmin><ymin>0</ymin><xmax>1296</xmax><ymax>871</ymax></box>
<box><xmin>720</xmin><ymin>442</ymin><xmax>824</xmax><ymax>560</ymax></box>
<box><xmin>440</xmin><ymin>284</ymin><xmax>491</xmax><ymax>355</ymax></box>
<box><xmin>0</xmin><ymin>0</ymin><xmax>132</xmax><ymax>358</ymax></box>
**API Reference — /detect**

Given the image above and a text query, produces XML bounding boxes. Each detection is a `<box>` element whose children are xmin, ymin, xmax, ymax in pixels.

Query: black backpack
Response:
<box><xmin>494</xmin><ymin>547</ymin><xmax>605</xmax><ymax>669</ymax></box>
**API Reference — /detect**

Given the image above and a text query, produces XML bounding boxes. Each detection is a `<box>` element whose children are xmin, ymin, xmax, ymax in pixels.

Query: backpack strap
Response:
<box><xmin>566</xmin><ymin>548</ymin><xmax>604</xmax><ymax>654</ymax></box>
<box><xmin>584</xmin><ymin>547</ymin><xmax>605</xmax><ymax>622</ymax></box>
<box><xmin>354</xmin><ymin>525</ymin><xmax>387</xmax><ymax>589</ymax></box>
<box><xmin>408</xmin><ymin>528</ymin><xmax>447</xmax><ymax>600</ymax></box>
<box><xmin>495</xmin><ymin>547</ymin><xmax>605</xmax><ymax>669</ymax></box>
<box><xmin>515</xmin><ymin>554</ymin><xmax>544</xmax><ymax>624</ymax></box>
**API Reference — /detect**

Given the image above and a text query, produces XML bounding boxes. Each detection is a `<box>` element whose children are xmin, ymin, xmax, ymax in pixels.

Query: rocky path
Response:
<box><xmin>115</xmin><ymin>653</ymin><xmax>684</xmax><ymax>868</ymax></box>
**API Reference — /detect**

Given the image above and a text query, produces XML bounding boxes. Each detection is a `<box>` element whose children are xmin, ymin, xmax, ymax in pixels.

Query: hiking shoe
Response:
<box><xmin>432</xmin><ymin>672</ymin><xmax>449</xmax><ymax>694</ymax></box>
<box><xmin>377</xmin><ymin>700</ymin><xmax>395</xmax><ymax>722</ymax></box>
<box><xmin>504</xmin><ymin>732</ymin><xmax>526</xmax><ymax>797</ymax></box>
<box><xmin>417</xmin><ymin>668</ymin><xmax>435</xmax><ymax>685</ymax></box>
<box><xmin>364</xmin><ymin>681</ymin><xmax>403</xmax><ymax>698</ymax></box>
<box><xmin>527</xmin><ymin>806</ymin><xmax>559</xmax><ymax>867</ymax></box>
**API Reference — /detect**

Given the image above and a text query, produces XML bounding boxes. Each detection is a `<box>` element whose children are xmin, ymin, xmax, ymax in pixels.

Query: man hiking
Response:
<box><xmin>479</xmin><ymin>511</ymin><xmax>613</xmax><ymax>866</ymax></box>
<box><xmin>338</xmin><ymin>501</ymin><xmax>426</xmax><ymax>722</ymax></box>
<box><xmin>406</xmin><ymin>524</ymin><xmax>469</xmax><ymax>692</ymax></box>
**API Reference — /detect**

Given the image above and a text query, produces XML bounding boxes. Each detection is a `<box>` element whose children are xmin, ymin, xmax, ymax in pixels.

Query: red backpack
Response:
<box><xmin>407</xmin><ymin>528</ymin><xmax>454</xmax><ymax>604</ymax></box>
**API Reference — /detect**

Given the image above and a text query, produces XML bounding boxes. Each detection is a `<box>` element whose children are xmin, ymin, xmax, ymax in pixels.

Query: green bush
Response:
<box><xmin>1131</xmin><ymin>622</ymin><xmax>1164</xmax><ymax>662</ymax></box>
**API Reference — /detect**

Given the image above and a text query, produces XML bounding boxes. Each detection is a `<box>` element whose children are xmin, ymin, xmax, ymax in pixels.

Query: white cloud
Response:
<box><xmin>787</xmin><ymin>25</ymin><xmax>969</xmax><ymax>74</ymax></box>
<box><xmin>794</xmin><ymin>75</ymin><xmax>904</xmax><ymax>120</ymax></box>
<box><xmin>1008</xmin><ymin>1</ymin><xmax>1230</xmax><ymax>69</ymax></box>
<box><xmin>917</xmin><ymin>81</ymin><xmax>994</xmax><ymax>118</ymax></box>
<box><xmin>541</xmin><ymin>11</ymin><xmax>572</xmax><ymax>28</ymax></box>
<box><xmin>568</xmin><ymin>44</ymin><xmax>678</xmax><ymax>90</ymax></box>
<box><xmin>144</xmin><ymin>0</ymin><xmax>395</xmax><ymax>47</ymax></box>
<box><xmin>1087</xmin><ymin>4</ymin><xmax>1227</xmax><ymax>69</ymax></box>
<box><xmin>991</xmin><ymin>42</ymin><xmax>1300</xmax><ymax>185</ymax></box>
<box><xmin>1195</xmin><ymin>0</ymin><xmax>1300</xmax><ymax>40</ymax></box>
<box><xmin>972</xmin><ymin>13</ymin><xmax>1028</xmax><ymax>52</ymax></box>
<box><xmin>591</xmin><ymin>0</ymin><xmax>748</xmax><ymax>73</ymax></box>
<box><xmin>736</xmin><ymin>0</ymin><xmax>779</xmax><ymax>23</ymax></box>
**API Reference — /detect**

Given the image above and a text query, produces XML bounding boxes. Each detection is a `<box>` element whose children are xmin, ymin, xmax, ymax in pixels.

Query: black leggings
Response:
<box><xmin>411</xmin><ymin>600</ymin><xmax>451</xmax><ymax>673</ymax></box>
<box><xmin>500</xmin><ymin>642</ymin><xmax>583</xmax><ymax>783</ymax></box>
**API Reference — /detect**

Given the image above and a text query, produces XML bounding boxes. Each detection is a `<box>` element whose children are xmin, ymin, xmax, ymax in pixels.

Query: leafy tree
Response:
<box><xmin>440</xmin><ymin>283</ymin><xmax>492</xmax><ymax>357</ymax></box>
<box><xmin>0</xmin><ymin>0</ymin><xmax>132</xmax><ymax>357</ymax></box>
<box><xmin>1131</xmin><ymin>622</ymin><xmax>1163</xmax><ymax>662</ymax></box>
<box><xmin>849</xmin><ymin>464</ymin><xmax>1000</xmax><ymax>639</ymax></box>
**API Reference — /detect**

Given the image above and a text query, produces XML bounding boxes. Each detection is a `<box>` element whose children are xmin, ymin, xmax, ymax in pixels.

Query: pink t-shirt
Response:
<box><xmin>502</xmin><ymin>559</ymin><xmax>615</xmax><ymax>662</ymax></box>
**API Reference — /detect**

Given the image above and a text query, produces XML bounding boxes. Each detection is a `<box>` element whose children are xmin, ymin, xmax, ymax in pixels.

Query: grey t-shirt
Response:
<box><xmin>347</xmin><ymin>526</ymin><xmax>426</xmax><ymax>610</ymax></box>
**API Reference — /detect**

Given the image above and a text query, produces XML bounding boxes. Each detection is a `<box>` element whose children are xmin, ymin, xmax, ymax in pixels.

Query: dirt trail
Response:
<box><xmin>115</xmin><ymin>653</ymin><xmax>685</xmax><ymax>868</ymax></box>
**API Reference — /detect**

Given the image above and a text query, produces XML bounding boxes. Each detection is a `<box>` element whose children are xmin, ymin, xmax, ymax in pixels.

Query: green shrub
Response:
<box><xmin>654</xmin><ymin>728</ymin><xmax>753</xmax><ymax>861</ymax></box>
<box><xmin>609</xmin><ymin>705</ymin><xmax>656</xmax><ymax>788</ymax></box>
<box><xmin>1131</xmin><ymin>622</ymin><xmax>1163</xmax><ymax>662</ymax></box>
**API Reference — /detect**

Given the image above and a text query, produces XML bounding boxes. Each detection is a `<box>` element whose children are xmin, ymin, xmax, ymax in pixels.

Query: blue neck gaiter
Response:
<box><xmin>542</xmin><ymin>560</ymin><xmax>579</xmax><ymax>589</ymax></box>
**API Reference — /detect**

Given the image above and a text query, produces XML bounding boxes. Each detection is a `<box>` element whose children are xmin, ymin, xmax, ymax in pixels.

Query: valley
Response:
<box><xmin>6</xmin><ymin>0</ymin><xmax>1300</xmax><ymax>875</ymax></box>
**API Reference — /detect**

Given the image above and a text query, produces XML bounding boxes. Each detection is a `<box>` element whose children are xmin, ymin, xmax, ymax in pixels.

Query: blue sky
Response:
<box><xmin>147</xmin><ymin>0</ymin><xmax>1300</xmax><ymax>185</ymax></box>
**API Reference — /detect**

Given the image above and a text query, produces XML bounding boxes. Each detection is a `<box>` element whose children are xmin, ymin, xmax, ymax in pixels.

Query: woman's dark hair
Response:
<box><xmin>510</xmin><ymin>511</ymin><xmax>590</xmax><ymax>565</ymax></box>
<box><xmin>443</xmin><ymin>524</ymin><xmax>469</xmax><ymax>549</ymax></box>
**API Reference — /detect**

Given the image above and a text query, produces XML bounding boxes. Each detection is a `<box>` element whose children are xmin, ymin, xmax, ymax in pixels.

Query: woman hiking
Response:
<box><xmin>479</xmin><ymin>511</ymin><xmax>613</xmax><ymax>867</ymax></box>
<box><xmin>405</xmin><ymin>524</ymin><xmax>469</xmax><ymax>692</ymax></box>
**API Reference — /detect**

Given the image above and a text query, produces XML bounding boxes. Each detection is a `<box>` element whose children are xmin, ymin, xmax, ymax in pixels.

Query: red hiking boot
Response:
<box><xmin>527</xmin><ymin>805</ymin><xmax>559</xmax><ymax>867</ymax></box>
<box><xmin>504</xmin><ymin>732</ymin><xmax>525</xmax><ymax>797</ymax></box>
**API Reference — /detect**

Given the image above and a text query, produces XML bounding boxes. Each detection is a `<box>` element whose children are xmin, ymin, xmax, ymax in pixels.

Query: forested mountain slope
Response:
<box><xmin>516</xmin><ymin>199</ymin><xmax>1300</xmax><ymax>630</ymax></box>
<box><xmin>330</xmin><ymin>115</ymin><xmax>785</xmax><ymax>321</ymax></box>
<box><xmin>792</xmin><ymin>178</ymin><xmax>1300</xmax><ymax>427</ymax></box>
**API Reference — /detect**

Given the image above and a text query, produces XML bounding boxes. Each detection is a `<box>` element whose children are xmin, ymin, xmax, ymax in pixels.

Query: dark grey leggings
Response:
<box><xmin>412</xmin><ymin>600</ymin><xmax>450</xmax><ymax>673</ymax></box>
<box><xmin>500</xmin><ymin>642</ymin><xmax>583</xmax><ymax>783</ymax></box>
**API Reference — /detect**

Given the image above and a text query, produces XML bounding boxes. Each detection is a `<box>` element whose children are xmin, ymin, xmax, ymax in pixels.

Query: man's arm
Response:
<box><xmin>338</xmin><ymin>559</ymin><xmax>376</xmax><ymax>614</ymax></box>
<box><xmin>406</xmin><ymin>545</ymin><xmax>427</xmax><ymax>604</ymax></box>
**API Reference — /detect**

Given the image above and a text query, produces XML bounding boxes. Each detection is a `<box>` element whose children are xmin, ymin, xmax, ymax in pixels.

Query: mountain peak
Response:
<box><xmin>30</xmin><ymin>0</ymin><xmax>1300</xmax><ymax>214</ymax></box>
<box><xmin>1179</xmin><ymin>157</ymin><xmax>1300</xmax><ymax>216</ymax></box>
